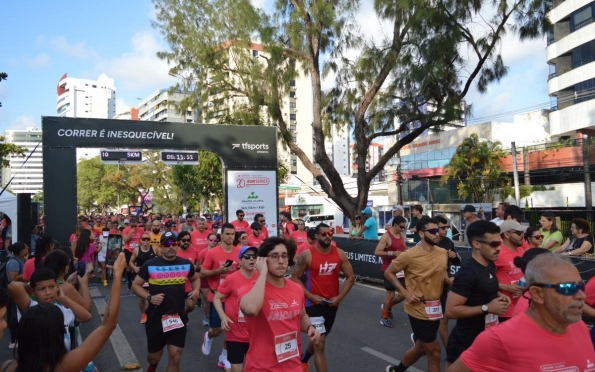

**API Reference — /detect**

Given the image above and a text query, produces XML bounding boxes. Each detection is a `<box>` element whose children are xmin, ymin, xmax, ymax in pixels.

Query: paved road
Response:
<box><xmin>0</xmin><ymin>278</ymin><xmax>454</xmax><ymax>371</ymax></box>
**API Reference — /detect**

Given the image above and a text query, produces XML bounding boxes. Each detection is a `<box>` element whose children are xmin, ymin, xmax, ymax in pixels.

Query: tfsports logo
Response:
<box><xmin>231</xmin><ymin>143</ymin><xmax>270</xmax><ymax>151</ymax></box>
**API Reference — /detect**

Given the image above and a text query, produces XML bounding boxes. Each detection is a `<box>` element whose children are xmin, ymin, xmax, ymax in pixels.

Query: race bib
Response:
<box><xmin>424</xmin><ymin>300</ymin><xmax>443</xmax><ymax>320</ymax></box>
<box><xmin>485</xmin><ymin>313</ymin><xmax>499</xmax><ymax>329</ymax></box>
<box><xmin>396</xmin><ymin>271</ymin><xmax>405</xmax><ymax>279</ymax></box>
<box><xmin>274</xmin><ymin>331</ymin><xmax>299</xmax><ymax>362</ymax></box>
<box><xmin>238</xmin><ymin>309</ymin><xmax>245</xmax><ymax>323</ymax></box>
<box><xmin>310</xmin><ymin>316</ymin><xmax>326</xmax><ymax>334</ymax></box>
<box><xmin>130</xmin><ymin>242</ymin><xmax>139</xmax><ymax>248</ymax></box>
<box><xmin>161</xmin><ymin>314</ymin><xmax>184</xmax><ymax>333</ymax></box>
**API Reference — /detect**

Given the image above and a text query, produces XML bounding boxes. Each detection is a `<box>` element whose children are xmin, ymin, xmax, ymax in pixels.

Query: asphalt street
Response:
<box><xmin>0</xmin><ymin>278</ymin><xmax>453</xmax><ymax>372</ymax></box>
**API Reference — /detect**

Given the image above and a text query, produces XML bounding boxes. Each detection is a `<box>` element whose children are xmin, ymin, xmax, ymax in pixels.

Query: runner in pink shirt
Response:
<box><xmin>247</xmin><ymin>222</ymin><xmax>265</xmax><ymax>248</ymax></box>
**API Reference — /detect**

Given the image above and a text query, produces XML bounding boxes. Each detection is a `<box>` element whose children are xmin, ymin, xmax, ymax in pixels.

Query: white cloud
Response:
<box><xmin>500</xmin><ymin>34</ymin><xmax>546</xmax><ymax>65</ymax></box>
<box><xmin>25</xmin><ymin>53</ymin><xmax>51</xmax><ymax>68</ymax></box>
<box><xmin>7</xmin><ymin>116</ymin><xmax>37</xmax><ymax>130</ymax></box>
<box><xmin>115</xmin><ymin>98</ymin><xmax>132</xmax><ymax>114</ymax></box>
<box><xmin>40</xmin><ymin>36</ymin><xmax>98</xmax><ymax>59</ymax></box>
<box><xmin>95</xmin><ymin>32</ymin><xmax>178</xmax><ymax>91</ymax></box>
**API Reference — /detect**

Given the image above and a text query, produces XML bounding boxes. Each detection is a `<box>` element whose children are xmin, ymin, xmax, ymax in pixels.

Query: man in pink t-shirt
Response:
<box><xmin>254</xmin><ymin>213</ymin><xmax>269</xmax><ymax>239</ymax></box>
<box><xmin>239</xmin><ymin>237</ymin><xmax>320</xmax><ymax>372</ymax></box>
<box><xmin>122</xmin><ymin>217</ymin><xmax>145</xmax><ymax>290</ymax></box>
<box><xmin>200</xmin><ymin>223</ymin><xmax>240</xmax><ymax>369</ymax></box>
<box><xmin>494</xmin><ymin>220</ymin><xmax>526</xmax><ymax>321</ymax></box>
<box><xmin>447</xmin><ymin>254</ymin><xmax>595</xmax><ymax>372</ymax></box>
<box><xmin>175</xmin><ymin>231</ymin><xmax>200</xmax><ymax>313</ymax></box>
<box><xmin>247</xmin><ymin>222</ymin><xmax>265</xmax><ymax>248</ymax></box>
<box><xmin>190</xmin><ymin>217</ymin><xmax>211</xmax><ymax>253</ymax></box>
<box><xmin>213</xmin><ymin>246</ymin><xmax>259</xmax><ymax>371</ymax></box>
<box><xmin>290</xmin><ymin>219</ymin><xmax>308</xmax><ymax>246</ymax></box>
<box><xmin>231</xmin><ymin>209</ymin><xmax>250</xmax><ymax>233</ymax></box>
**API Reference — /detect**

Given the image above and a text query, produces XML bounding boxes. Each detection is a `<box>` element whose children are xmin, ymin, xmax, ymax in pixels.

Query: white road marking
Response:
<box><xmin>90</xmin><ymin>287</ymin><xmax>141</xmax><ymax>370</ymax></box>
<box><xmin>361</xmin><ymin>347</ymin><xmax>425</xmax><ymax>372</ymax></box>
<box><xmin>355</xmin><ymin>282</ymin><xmax>385</xmax><ymax>292</ymax></box>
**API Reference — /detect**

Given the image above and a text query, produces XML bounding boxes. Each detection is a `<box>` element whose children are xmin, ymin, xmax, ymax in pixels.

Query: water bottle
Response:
<box><xmin>518</xmin><ymin>276</ymin><xmax>526</xmax><ymax>288</ymax></box>
<box><xmin>82</xmin><ymin>361</ymin><xmax>96</xmax><ymax>372</ymax></box>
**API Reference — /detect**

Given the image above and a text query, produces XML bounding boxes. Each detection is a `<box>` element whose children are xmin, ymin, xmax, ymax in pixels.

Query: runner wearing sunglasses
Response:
<box><xmin>447</xmin><ymin>254</ymin><xmax>595</xmax><ymax>371</ymax></box>
<box><xmin>494</xmin><ymin>220</ymin><xmax>527</xmax><ymax>323</ymax></box>
<box><xmin>247</xmin><ymin>222</ymin><xmax>265</xmax><ymax>248</ymax></box>
<box><xmin>198</xmin><ymin>233</ymin><xmax>219</xmax><ymax>327</ymax></box>
<box><xmin>384</xmin><ymin>217</ymin><xmax>449</xmax><ymax>372</ymax></box>
<box><xmin>291</xmin><ymin>223</ymin><xmax>355</xmax><ymax>372</ymax></box>
<box><xmin>175</xmin><ymin>231</ymin><xmax>200</xmax><ymax>314</ymax></box>
<box><xmin>129</xmin><ymin>232</ymin><xmax>161</xmax><ymax>323</ymax></box>
<box><xmin>131</xmin><ymin>231</ymin><xmax>201</xmax><ymax>372</ymax></box>
<box><xmin>444</xmin><ymin>220</ymin><xmax>510</xmax><ymax>369</ymax></box>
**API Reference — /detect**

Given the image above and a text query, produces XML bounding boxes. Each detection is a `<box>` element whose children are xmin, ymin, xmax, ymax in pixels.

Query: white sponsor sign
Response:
<box><xmin>227</xmin><ymin>170</ymin><xmax>278</xmax><ymax>237</ymax></box>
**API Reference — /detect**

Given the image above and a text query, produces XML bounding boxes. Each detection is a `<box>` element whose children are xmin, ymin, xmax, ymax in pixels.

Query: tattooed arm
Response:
<box><xmin>290</xmin><ymin>250</ymin><xmax>324</xmax><ymax>305</ymax></box>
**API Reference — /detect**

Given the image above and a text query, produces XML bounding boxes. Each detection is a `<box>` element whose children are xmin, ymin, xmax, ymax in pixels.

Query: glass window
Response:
<box><xmin>571</xmin><ymin>4</ymin><xmax>594</xmax><ymax>31</ymax></box>
<box><xmin>290</xmin><ymin>113</ymin><xmax>296</xmax><ymax>120</ymax></box>
<box><xmin>575</xmin><ymin>78</ymin><xmax>595</xmax><ymax>104</ymax></box>
<box><xmin>572</xmin><ymin>40</ymin><xmax>595</xmax><ymax>68</ymax></box>
<box><xmin>290</xmin><ymin>91</ymin><xmax>295</xmax><ymax>98</ymax></box>
<box><xmin>290</xmin><ymin>80</ymin><xmax>296</xmax><ymax>87</ymax></box>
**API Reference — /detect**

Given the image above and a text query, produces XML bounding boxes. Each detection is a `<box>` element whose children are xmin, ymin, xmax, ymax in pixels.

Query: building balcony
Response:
<box><xmin>549</xmin><ymin>98</ymin><xmax>595</xmax><ymax>136</ymax></box>
<box><xmin>549</xmin><ymin>0</ymin><xmax>592</xmax><ymax>23</ymax></box>
<box><xmin>548</xmin><ymin>60</ymin><xmax>595</xmax><ymax>94</ymax></box>
<box><xmin>547</xmin><ymin>23</ymin><xmax>595</xmax><ymax>62</ymax></box>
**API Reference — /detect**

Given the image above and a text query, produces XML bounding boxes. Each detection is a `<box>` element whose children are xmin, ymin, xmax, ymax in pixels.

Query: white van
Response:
<box><xmin>303</xmin><ymin>214</ymin><xmax>335</xmax><ymax>229</ymax></box>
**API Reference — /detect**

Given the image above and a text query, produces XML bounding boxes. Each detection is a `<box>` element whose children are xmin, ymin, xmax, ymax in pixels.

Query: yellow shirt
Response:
<box><xmin>391</xmin><ymin>245</ymin><xmax>448</xmax><ymax>320</ymax></box>
<box><xmin>149</xmin><ymin>232</ymin><xmax>162</xmax><ymax>249</ymax></box>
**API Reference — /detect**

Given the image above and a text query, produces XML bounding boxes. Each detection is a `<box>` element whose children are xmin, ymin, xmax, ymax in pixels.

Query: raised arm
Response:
<box><xmin>240</xmin><ymin>257</ymin><xmax>267</xmax><ymax>316</ymax></box>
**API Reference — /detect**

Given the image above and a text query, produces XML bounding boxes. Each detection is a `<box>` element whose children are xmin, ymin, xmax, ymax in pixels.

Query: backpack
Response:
<box><xmin>0</xmin><ymin>256</ymin><xmax>20</xmax><ymax>290</ymax></box>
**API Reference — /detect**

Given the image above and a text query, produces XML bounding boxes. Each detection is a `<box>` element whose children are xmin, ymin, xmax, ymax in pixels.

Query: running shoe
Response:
<box><xmin>202</xmin><ymin>317</ymin><xmax>210</xmax><ymax>327</ymax></box>
<box><xmin>140</xmin><ymin>313</ymin><xmax>147</xmax><ymax>324</ymax></box>
<box><xmin>302</xmin><ymin>362</ymin><xmax>309</xmax><ymax>372</ymax></box>
<box><xmin>202</xmin><ymin>332</ymin><xmax>212</xmax><ymax>355</ymax></box>
<box><xmin>380</xmin><ymin>318</ymin><xmax>394</xmax><ymax>328</ymax></box>
<box><xmin>385</xmin><ymin>365</ymin><xmax>397</xmax><ymax>372</ymax></box>
<box><xmin>218</xmin><ymin>357</ymin><xmax>231</xmax><ymax>369</ymax></box>
<box><xmin>380</xmin><ymin>304</ymin><xmax>394</xmax><ymax>320</ymax></box>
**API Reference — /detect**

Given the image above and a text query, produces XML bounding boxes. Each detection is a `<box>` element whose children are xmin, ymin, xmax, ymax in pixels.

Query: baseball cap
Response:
<box><xmin>123</xmin><ymin>219</ymin><xmax>130</xmax><ymax>224</ymax></box>
<box><xmin>462</xmin><ymin>205</ymin><xmax>476</xmax><ymax>213</ymax></box>
<box><xmin>250</xmin><ymin>222</ymin><xmax>261</xmax><ymax>230</ymax></box>
<box><xmin>393</xmin><ymin>205</ymin><xmax>403</xmax><ymax>211</ymax></box>
<box><xmin>238</xmin><ymin>246</ymin><xmax>258</xmax><ymax>258</ymax></box>
<box><xmin>161</xmin><ymin>231</ymin><xmax>177</xmax><ymax>244</ymax></box>
<box><xmin>499</xmin><ymin>220</ymin><xmax>528</xmax><ymax>233</ymax></box>
<box><xmin>164</xmin><ymin>221</ymin><xmax>173</xmax><ymax>227</ymax></box>
<box><xmin>361</xmin><ymin>207</ymin><xmax>373</xmax><ymax>215</ymax></box>
<box><xmin>212</xmin><ymin>223</ymin><xmax>220</xmax><ymax>229</ymax></box>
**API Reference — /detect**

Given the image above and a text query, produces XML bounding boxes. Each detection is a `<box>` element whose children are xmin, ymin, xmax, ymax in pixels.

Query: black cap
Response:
<box><xmin>161</xmin><ymin>231</ymin><xmax>177</xmax><ymax>244</ymax></box>
<box><xmin>164</xmin><ymin>221</ymin><xmax>173</xmax><ymax>227</ymax></box>
<box><xmin>307</xmin><ymin>229</ymin><xmax>316</xmax><ymax>239</ymax></box>
<box><xmin>463</xmin><ymin>205</ymin><xmax>476</xmax><ymax>213</ymax></box>
<box><xmin>251</xmin><ymin>222</ymin><xmax>261</xmax><ymax>230</ymax></box>
<box><xmin>212</xmin><ymin>223</ymin><xmax>220</xmax><ymax>229</ymax></box>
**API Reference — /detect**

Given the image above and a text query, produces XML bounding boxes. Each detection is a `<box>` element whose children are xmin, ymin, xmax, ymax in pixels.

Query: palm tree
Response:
<box><xmin>442</xmin><ymin>134</ymin><xmax>507</xmax><ymax>203</ymax></box>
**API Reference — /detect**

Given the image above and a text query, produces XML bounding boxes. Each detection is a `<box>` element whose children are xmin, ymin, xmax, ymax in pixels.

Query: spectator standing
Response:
<box><xmin>356</xmin><ymin>207</ymin><xmax>378</xmax><ymax>240</ymax></box>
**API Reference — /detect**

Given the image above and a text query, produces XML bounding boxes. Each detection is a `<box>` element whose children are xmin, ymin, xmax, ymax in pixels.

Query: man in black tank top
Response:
<box><xmin>129</xmin><ymin>232</ymin><xmax>159</xmax><ymax>324</ymax></box>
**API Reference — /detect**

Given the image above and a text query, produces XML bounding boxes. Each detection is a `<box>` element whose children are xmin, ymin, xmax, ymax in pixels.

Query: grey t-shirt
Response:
<box><xmin>6</xmin><ymin>257</ymin><xmax>24</xmax><ymax>282</ymax></box>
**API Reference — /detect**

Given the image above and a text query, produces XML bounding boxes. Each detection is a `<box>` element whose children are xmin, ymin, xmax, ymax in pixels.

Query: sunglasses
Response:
<box><xmin>532</xmin><ymin>282</ymin><xmax>585</xmax><ymax>296</ymax></box>
<box><xmin>510</xmin><ymin>230</ymin><xmax>525</xmax><ymax>236</ymax></box>
<box><xmin>180</xmin><ymin>239</ymin><xmax>191</xmax><ymax>243</ymax></box>
<box><xmin>319</xmin><ymin>231</ymin><xmax>334</xmax><ymax>237</ymax></box>
<box><xmin>242</xmin><ymin>254</ymin><xmax>257</xmax><ymax>260</ymax></box>
<box><xmin>208</xmin><ymin>238</ymin><xmax>218</xmax><ymax>242</ymax></box>
<box><xmin>423</xmin><ymin>228</ymin><xmax>439</xmax><ymax>235</ymax></box>
<box><xmin>141</xmin><ymin>238</ymin><xmax>151</xmax><ymax>241</ymax></box>
<box><xmin>259</xmin><ymin>220</ymin><xmax>266</xmax><ymax>223</ymax></box>
<box><xmin>532</xmin><ymin>235</ymin><xmax>544</xmax><ymax>239</ymax></box>
<box><xmin>355</xmin><ymin>217</ymin><xmax>361</xmax><ymax>220</ymax></box>
<box><xmin>476</xmin><ymin>240</ymin><xmax>502</xmax><ymax>248</ymax></box>
<box><xmin>253</xmin><ymin>228</ymin><xmax>262</xmax><ymax>231</ymax></box>
<box><xmin>163</xmin><ymin>241</ymin><xmax>178</xmax><ymax>247</ymax></box>
<box><xmin>398</xmin><ymin>224</ymin><xmax>406</xmax><ymax>229</ymax></box>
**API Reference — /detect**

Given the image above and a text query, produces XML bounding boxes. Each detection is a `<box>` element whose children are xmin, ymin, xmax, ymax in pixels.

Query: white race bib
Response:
<box><xmin>424</xmin><ymin>300</ymin><xmax>443</xmax><ymax>320</ymax></box>
<box><xmin>310</xmin><ymin>316</ymin><xmax>326</xmax><ymax>334</ymax></box>
<box><xmin>274</xmin><ymin>331</ymin><xmax>299</xmax><ymax>362</ymax></box>
<box><xmin>130</xmin><ymin>242</ymin><xmax>139</xmax><ymax>248</ymax></box>
<box><xmin>161</xmin><ymin>314</ymin><xmax>184</xmax><ymax>333</ymax></box>
<box><xmin>396</xmin><ymin>271</ymin><xmax>405</xmax><ymax>279</ymax></box>
<box><xmin>485</xmin><ymin>313</ymin><xmax>499</xmax><ymax>329</ymax></box>
<box><xmin>238</xmin><ymin>309</ymin><xmax>245</xmax><ymax>323</ymax></box>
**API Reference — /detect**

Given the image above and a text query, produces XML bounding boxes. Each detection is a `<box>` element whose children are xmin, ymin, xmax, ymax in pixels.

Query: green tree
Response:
<box><xmin>0</xmin><ymin>136</ymin><xmax>26</xmax><ymax>169</ymax></box>
<box><xmin>77</xmin><ymin>157</ymin><xmax>123</xmax><ymax>212</ymax></box>
<box><xmin>153</xmin><ymin>0</ymin><xmax>549</xmax><ymax>219</ymax></box>
<box><xmin>0</xmin><ymin>72</ymin><xmax>6</xmax><ymax>108</ymax></box>
<box><xmin>442</xmin><ymin>134</ymin><xmax>507</xmax><ymax>203</ymax></box>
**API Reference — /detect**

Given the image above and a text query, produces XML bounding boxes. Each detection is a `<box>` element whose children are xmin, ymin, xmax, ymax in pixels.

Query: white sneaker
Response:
<box><xmin>218</xmin><ymin>356</ymin><xmax>231</xmax><ymax>369</ymax></box>
<box><xmin>202</xmin><ymin>332</ymin><xmax>212</xmax><ymax>355</ymax></box>
<box><xmin>202</xmin><ymin>317</ymin><xmax>210</xmax><ymax>327</ymax></box>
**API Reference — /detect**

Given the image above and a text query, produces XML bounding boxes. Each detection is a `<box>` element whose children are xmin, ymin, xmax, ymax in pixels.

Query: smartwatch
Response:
<box><xmin>481</xmin><ymin>304</ymin><xmax>489</xmax><ymax>314</ymax></box>
<box><xmin>147</xmin><ymin>295</ymin><xmax>152</xmax><ymax>304</ymax></box>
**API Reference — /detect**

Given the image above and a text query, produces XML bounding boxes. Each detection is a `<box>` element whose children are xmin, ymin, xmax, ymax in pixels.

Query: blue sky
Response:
<box><xmin>0</xmin><ymin>0</ymin><xmax>550</xmax><ymax>133</ymax></box>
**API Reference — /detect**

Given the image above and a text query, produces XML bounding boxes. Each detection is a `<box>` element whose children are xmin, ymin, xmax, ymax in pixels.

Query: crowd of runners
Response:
<box><xmin>0</xmin><ymin>205</ymin><xmax>593</xmax><ymax>372</ymax></box>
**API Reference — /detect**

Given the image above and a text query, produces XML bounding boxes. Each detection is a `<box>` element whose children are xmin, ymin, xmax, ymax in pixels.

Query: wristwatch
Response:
<box><xmin>147</xmin><ymin>295</ymin><xmax>152</xmax><ymax>304</ymax></box>
<box><xmin>481</xmin><ymin>304</ymin><xmax>489</xmax><ymax>314</ymax></box>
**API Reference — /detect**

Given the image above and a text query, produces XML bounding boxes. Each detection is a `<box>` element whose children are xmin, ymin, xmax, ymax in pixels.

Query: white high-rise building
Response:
<box><xmin>138</xmin><ymin>89</ymin><xmax>196</xmax><ymax>123</ymax></box>
<box><xmin>56</xmin><ymin>73</ymin><xmax>116</xmax><ymax>119</ymax></box>
<box><xmin>324</xmin><ymin>126</ymin><xmax>350</xmax><ymax>176</ymax></box>
<box><xmin>547</xmin><ymin>0</ymin><xmax>595</xmax><ymax>137</ymax></box>
<box><xmin>1</xmin><ymin>127</ymin><xmax>43</xmax><ymax>194</ymax></box>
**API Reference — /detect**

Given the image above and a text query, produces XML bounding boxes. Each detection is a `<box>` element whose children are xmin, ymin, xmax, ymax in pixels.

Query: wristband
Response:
<box><xmin>387</xmin><ymin>251</ymin><xmax>393</xmax><ymax>257</ymax></box>
<box><xmin>307</xmin><ymin>324</ymin><xmax>315</xmax><ymax>332</ymax></box>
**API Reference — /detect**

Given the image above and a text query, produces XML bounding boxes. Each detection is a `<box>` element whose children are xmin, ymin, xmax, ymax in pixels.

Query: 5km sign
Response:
<box><xmin>100</xmin><ymin>149</ymin><xmax>143</xmax><ymax>164</ymax></box>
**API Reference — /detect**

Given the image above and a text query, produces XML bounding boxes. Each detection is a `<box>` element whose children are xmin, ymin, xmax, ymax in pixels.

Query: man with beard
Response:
<box><xmin>247</xmin><ymin>222</ymin><xmax>265</xmax><ymax>248</ymax></box>
<box><xmin>444</xmin><ymin>220</ymin><xmax>510</xmax><ymax>368</ymax></box>
<box><xmin>213</xmin><ymin>245</ymin><xmax>259</xmax><ymax>372</ymax></box>
<box><xmin>384</xmin><ymin>217</ymin><xmax>449</xmax><ymax>372</ymax></box>
<box><xmin>149</xmin><ymin>219</ymin><xmax>162</xmax><ymax>250</ymax></box>
<box><xmin>131</xmin><ymin>232</ymin><xmax>201</xmax><ymax>372</ymax></box>
<box><xmin>447</xmin><ymin>254</ymin><xmax>595</xmax><ymax>371</ymax></box>
<box><xmin>240</xmin><ymin>237</ymin><xmax>320</xmax><ymax>372</ymax></box>
<box><xmin>190</xmin><ymin>217</ymin><xmax>211</xmax><ymax>253</ymax></box>
<box><xmin>291</xmin><ymin>223</ymin><xmax>355</xmax><ymax>372</ymax></box>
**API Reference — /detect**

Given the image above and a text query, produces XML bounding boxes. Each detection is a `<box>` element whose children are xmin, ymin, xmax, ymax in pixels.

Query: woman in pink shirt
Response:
<box><xmin>22</xmin><ymin>235</ymin><xmax>56</xmax><ymax>282</ymax></box>
<box><xmin>73</xmin><ymin>229</ymin><xmax>98</xmax><ymax>275</ymax></box>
